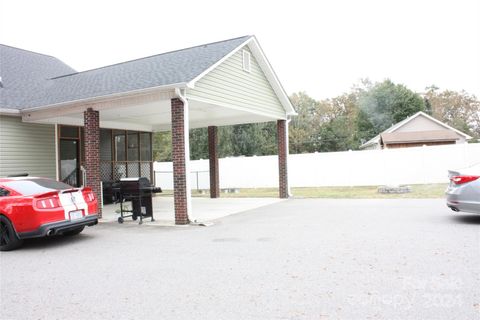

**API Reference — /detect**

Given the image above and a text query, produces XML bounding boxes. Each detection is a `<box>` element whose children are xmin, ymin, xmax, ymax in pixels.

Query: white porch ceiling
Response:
<box><xmin>22</xmin><ymin>94</ymin><xmax>279</xmax><ymax>132</ymax></box>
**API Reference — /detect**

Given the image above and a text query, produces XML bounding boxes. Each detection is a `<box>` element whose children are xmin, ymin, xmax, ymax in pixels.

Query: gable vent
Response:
<box><xmin>242</xmin><ymin>50</ymin><xmax>251</xmax><ymax>73</ymax></box>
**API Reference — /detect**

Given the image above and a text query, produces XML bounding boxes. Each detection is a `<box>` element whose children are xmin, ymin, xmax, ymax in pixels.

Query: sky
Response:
<box><xmin>1</xmin><ymin>0</ymin><xmax>479</xmax><ymax>101</ymax></box>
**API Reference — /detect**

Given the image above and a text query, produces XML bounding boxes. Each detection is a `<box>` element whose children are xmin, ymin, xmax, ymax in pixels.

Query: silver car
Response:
<box><xmin>446</xmin><ymin>163</ymin><xmax>480</xmax><ymax>214</ymax></box>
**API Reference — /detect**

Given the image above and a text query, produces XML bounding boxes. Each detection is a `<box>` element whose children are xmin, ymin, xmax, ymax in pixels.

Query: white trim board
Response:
<box><xmin>0</xmin><ymin>109</ymin><xmax>21</xmax><ymax>115</ymax></box>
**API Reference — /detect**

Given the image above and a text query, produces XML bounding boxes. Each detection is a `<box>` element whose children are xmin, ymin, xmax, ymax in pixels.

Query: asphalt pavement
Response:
<box><xmin>1</xmin><ymin>199</ymin><xmax>479</xmax><ymax>320</ymax></box>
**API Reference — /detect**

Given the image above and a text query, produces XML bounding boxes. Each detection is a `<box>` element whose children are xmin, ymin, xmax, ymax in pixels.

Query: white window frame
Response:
<box><xmin>242</xmin><ymin>49</ymin><xmax>251</xmax><ymax>73</ymax></box>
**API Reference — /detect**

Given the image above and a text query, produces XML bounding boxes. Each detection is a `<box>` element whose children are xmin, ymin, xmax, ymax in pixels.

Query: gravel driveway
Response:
<box><xmin>1</xmin><ymin>199</ymin><xmax>479</xmax><ymax>320</ymax></box>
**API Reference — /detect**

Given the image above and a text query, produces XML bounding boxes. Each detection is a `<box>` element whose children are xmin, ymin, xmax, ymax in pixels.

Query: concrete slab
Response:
<box><xmin>100</xmin><ymin>196</ymin><xmax>284</xmax><ymax>226</ymax></box>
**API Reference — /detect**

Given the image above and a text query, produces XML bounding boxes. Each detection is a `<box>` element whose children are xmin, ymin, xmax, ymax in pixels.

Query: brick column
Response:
<box><xmin>171</xmin><ymin>98</ymin><xmax>191</xmax><ymax>224</ymax></box>
<box><xmin>84</xmin><ymin>108</ymin><xmax>102</xmax><ymax>217</ymax></box>
<box><xmin>208</xmin><ymin>126</ymin><xmax>220</xmax><ymax>198</ymax></box>
<box><xmin>277</xmin><ymin>119</ymin><xmax>289</xmax><ymax>199</ymax></box>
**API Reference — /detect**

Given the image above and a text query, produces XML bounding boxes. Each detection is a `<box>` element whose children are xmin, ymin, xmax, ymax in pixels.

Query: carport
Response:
<box><xmin>20</xmin><ymin>36</ymin><xmax>296</xmax><ymax>224</ymax></box>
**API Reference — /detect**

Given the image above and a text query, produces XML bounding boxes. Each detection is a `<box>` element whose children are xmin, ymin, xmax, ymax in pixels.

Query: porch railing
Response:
<box><xmin>62</xmin><ymin>169</ymin><xmax>78</xmax><ymax>187</ymax></box>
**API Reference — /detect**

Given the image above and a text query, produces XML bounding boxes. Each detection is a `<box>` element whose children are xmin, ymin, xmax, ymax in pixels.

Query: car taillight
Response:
<box><xmin>450</xmin><ymin>175</ymin><xmax>480</xmax><ymax>185</ymax></box>
<box><xmin>35</xmin><ymin>197</ymin><xmax>61</xmax><ymax>209</ymax></box>
<box><xmin>83</xmin><ymin>190</ymin><xmax>96</xmax><ymax>202</ymax></box>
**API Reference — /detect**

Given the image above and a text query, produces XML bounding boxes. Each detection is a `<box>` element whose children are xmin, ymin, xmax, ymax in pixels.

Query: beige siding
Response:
<box><xmin>0</xmin><ymin>115</ymin><xmax>56</xmax><ymax>178</ymax></box>
<box><xmin>187</xmin><ymin>46</ymin><xmax>285</xmax><ymax>119</ymax></box>
<box><xmin>396</xmin><ymin>116</ymin><xmax>447</xmax><ymax>132</ymax></box>
<box><xmin>395</xmin><ymin>115</ymin><xmax>466</xmax><ymax>144</ymax></box>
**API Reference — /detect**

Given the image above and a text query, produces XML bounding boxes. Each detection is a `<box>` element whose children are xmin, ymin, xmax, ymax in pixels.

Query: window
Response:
<box><xmin>114</xmin><ymin>130</ymin><xmax>126</xmax><ymax>161</ymax></box>
<box><xmin>58</xmin><ymin>125</ymin><xmax>81</xmax><ymax>186</ymax></box>
<box><xmin>100</xmin><ymin>129</ymin><xmax>112</xmax><ymax>161</ymax></box>
<box><xmin>60</xmin><ymin>126</ymin><xmax>79</xmax><ymax>138</ymax></box>
<box><xmin>140</xmin><ymin>133</ymin><xmax>152</xmax><ymax>161</ymax></box>
<box><xmin>3</xmin><ymin>179</ymin><xmax>71</xmax><ymax>196</ymax></box>
<box><xmin>127</xmin><ymin>132</ymin><xmax>139</xmax><ymax>161</ymax></box>
<box><xmin>242</xmin><ymin>49</ymin><xmax>251</xmax><ymax>72</ymax></box>
<box><xmin>0</xmin><ymin>188</ymin><xmax>10</xmax><ymax>197</ymax></box>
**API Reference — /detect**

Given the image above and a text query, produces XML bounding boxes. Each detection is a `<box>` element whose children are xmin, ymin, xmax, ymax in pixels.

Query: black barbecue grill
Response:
<box><xmin>114</xmin><ymin>177</ymin><xmax>162</xmax><ymax>224</ymax></box>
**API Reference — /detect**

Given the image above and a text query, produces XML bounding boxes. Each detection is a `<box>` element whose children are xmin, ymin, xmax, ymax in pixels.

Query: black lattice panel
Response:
<box><xmin>140</xmin><ymin>163</ymin><xmax>151</xmax><ymax>180</ymax></box>
<box><xmin>127</xmin><ymin>163</ymin><xmax>140</xmax><ymax>177</ymax></box>
<box><xmin>113</xmin><ymin>163</ymin><xmax>126</xmax><ymax>180</ymax></box>
<box><xmin>100</xmin><ymin>162</ymin><xmax>112</xmax><ymax>181</ymax></box>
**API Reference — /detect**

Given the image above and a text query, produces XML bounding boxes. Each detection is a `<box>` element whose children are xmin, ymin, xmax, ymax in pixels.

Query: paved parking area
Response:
<box><xmin>1</xmin><ymin>199</ymin><xmax>479</xmax><ymax>320</ymax></box>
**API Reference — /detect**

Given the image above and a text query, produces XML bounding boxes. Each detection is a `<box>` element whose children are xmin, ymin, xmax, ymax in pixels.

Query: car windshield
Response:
<box><xmin>3</xmin><ymin>179</ymin><xmax>73</xmax><ymax>196</ymax></box>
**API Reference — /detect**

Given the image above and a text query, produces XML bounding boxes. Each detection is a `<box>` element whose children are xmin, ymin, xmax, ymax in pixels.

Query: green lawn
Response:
<box><xmin>158</xmin><ymin>183</ymin><xmax>448</xmax><ymax>199</ymax></box>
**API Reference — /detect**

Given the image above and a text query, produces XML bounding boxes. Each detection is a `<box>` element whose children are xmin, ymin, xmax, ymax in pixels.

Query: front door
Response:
<box><xmin>60</xmin><ymin>139</ymin><xmax>80</xmax><ymax>187</ymax></box>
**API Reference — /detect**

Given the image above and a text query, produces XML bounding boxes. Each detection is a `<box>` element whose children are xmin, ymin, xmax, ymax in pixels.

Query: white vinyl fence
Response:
<box><xmin>154</xmin><ymin>143</ymin><xmax>480</xmax><ymax>189</ymax></box>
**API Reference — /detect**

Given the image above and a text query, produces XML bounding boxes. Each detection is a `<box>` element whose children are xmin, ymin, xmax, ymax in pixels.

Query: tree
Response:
<box><xmin>153</xmin><ymin>131</ymin><xmax>171</xmax><ymax>161</ymax></box>
<box><xmin>217</xmin><ymin>126</ymin><xmax>235</xmax><ymax>157</ymax></box>
<box><xmin>355</xmin><ymin>109</ymin><xmax>376</xmax><ymax>146</ymax></box>
<box><xmin>153</xmin><ymin>122</ymin><xmax>279</xmax><ymax>162</ymax></box>
<box><xmin>289</xmin><ymin>92</ymin><xmax>322</xmax><ymax>153</ymax></box>
<box><xmin>357</xmin><ymin>79</ymin><xmax>425</xmax><ymax>134</ymax></box>
<box><xmin>189</xmin><ymin>128</ymin><xmax>209</xmax><ymax>160</ymax></box>
<box><xmin>424</xmin><ymin>88</ymin><xmax>480</xmax><ymax>139</ymax></box>
<box><xmin>231</xmin><ymin>122</ymin><xmax>277</xmax><ymax>156</ymax></box>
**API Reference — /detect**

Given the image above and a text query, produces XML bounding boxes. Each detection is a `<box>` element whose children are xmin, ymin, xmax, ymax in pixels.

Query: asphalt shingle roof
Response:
<box><xmin>0</xmin><ymin>36</ymin><xmax>251</xmax><ymax>110</ymax></box>
<box><xmin>0</xmin><ymin>45</ymin><xmax>76</xmax><ymax>110</ymax></box>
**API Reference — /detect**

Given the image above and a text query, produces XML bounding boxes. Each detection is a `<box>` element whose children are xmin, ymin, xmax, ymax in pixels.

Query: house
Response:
<box><xmin>359</xmin><ymin>111</ymin><xmax>472</xmax><ymax>150</ymax></box>
<box><xmin>0</xmin><ymin>36</ymin><xmax>296</xmax><ymax>224</ymax></box>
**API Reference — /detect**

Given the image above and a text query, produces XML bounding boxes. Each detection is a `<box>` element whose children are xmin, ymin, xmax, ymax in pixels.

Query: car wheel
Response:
<box><xmin>62</xmin><ymin>226</ymin><xmax>85</xmax><ymax>236</ymax></box>
<box><xmin>0</xmin><ymin>215</ymin><xmax>24</xmax><ymax>251</ymax></box>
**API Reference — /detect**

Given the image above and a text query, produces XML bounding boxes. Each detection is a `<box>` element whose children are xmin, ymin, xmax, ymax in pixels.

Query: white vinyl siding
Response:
<box><xmin>242</xmin><ymin>50</ymin><xmax>251</xmax><ymax>72</ymax></box>
<box><xmin>0</xmin><ymin>115</ymin><xmax>56</xmax><ymax>178</ymax></box>
<box><xmin>187</xmin><ymin>46</ymin><xmax>285</xmax><ymax>119</ymax></box>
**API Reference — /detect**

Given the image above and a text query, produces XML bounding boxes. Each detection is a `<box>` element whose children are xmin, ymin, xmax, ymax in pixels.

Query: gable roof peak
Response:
<box><xmin>389</xmin><ymin>111</ymin><xmax>471</xmax><ymax>139</ymax></box>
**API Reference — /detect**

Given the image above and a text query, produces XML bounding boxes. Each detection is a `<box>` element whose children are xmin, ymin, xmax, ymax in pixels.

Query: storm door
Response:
<box><xmin>59</xmin><ymin>126</ymin><xmax>81</xmax><ymax>187</ymax></box>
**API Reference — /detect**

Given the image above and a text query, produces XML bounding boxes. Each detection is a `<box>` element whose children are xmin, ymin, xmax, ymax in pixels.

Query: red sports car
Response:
<box><xmin>0</xmin><ymin>177</ymin><xmax>98</xmax><ymax>251</ymax></box>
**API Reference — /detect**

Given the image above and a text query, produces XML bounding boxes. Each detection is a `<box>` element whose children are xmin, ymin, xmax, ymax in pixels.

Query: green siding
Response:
<box><xmin>187</xmin><ymin>46</ymin><xmax>285</xmax><ymax>118</ymax></box>
<box><xmin>0</xmin><ymin>116</ymin><xmax>56</xmax><ymax>179</ymax></box>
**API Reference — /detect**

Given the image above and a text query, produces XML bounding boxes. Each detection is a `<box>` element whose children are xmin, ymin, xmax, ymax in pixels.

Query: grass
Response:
<box><xmin>157</xmin><ymin>183</ymin><xmax>448</xmax><ymax>199</ymax></box>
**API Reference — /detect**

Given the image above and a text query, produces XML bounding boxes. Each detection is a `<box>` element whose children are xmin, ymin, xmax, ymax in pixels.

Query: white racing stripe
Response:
<box><xmin>72</xmin><ymin>191</ymin><xmax>89</xmax><ymax>216</ymax></box>
<box><xmin>59</xmin><ymin>190</ymin><xmax>89</xmax><ymax>220</ymax></box>
<box><xmin>59</xmin><ymin>193</ymin><xmax>77</xmax><ymax>220</ymax></box>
